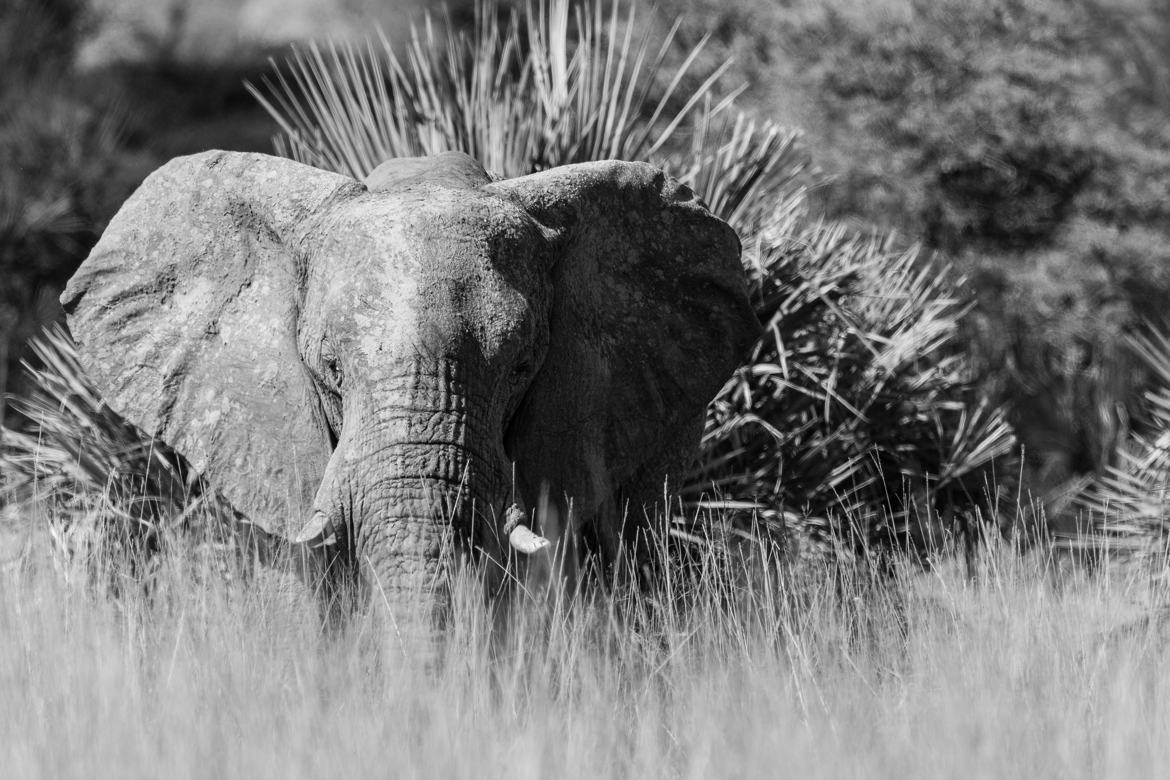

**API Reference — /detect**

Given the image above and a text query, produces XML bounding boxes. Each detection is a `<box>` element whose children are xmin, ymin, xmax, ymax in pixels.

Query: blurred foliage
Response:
<box><xmin>959</xmin><ymin>220</ymin><xmax>1170</xmax><ymax>510</ymax></box>
<box><xmin>0</xmin><ymin>0</ymin><xmax>90</xmax><ymax>78</ymax></box>
<box><xmin>654</xmin><ymin>0</ymin><xmax>1170</xmax><ymax>523</ymax></box>
<box><xmin>0</xmin><ymin>0</ymin><xmax>119</xmax><ymax>401</ymax></box>
<box><xmin>745</xmin><ymin>0</ymin><xmax>1170</xmax><ymax>248</ymax></box>
<box><xmin>0</xmin><ymin>0</ymin><xmax>280</xmax><ymax>407</ymax></box>
<box><xmin>798</xmin><ymin>1</ymin><xmax>1102</xmax><ymax>249</ymax></box>
<box><xmin>791</xmin><ymin>1</ymin><xmax>1170</xmax><ymax>520</ymax></box>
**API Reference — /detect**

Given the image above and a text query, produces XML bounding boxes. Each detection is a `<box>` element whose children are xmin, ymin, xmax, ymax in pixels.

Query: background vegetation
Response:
<box><xmin>6</xmin><ymin>0</ymin><xmax>1170</xmax><ymax>547</ymax></box>
<box><xmin>2</xmin><ymin>0</ymin><xmax>1021</xmax><ymax>567</ymax></box>
<box><xmin>664</xmin><ymin>0</ymin><xmax>1170</xmax><ymax>529</ymax></box>
<box><xmin>0</xmin><ymin>0</ymin><xmax>279</xmax><ymax>402</ymax></box>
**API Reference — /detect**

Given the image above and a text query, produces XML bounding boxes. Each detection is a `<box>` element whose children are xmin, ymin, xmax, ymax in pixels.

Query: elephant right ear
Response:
<box><xmin>61</xmin><ymin>151</ymin><xmax>364</xmax><ymax>535</ymax></box>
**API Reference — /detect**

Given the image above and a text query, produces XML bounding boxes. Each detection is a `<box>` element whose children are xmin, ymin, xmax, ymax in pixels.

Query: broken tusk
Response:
<box><xmin>503</xmin><ymin>504</ymin><xmax>550</xmax><ymax>554</ymax></box>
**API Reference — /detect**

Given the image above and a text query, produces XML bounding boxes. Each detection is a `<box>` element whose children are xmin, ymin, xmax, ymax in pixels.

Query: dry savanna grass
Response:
<box><xmin>2</xmin><ymin>514</ymin><xmax>1169</xmax><ymax>780</ymax></box>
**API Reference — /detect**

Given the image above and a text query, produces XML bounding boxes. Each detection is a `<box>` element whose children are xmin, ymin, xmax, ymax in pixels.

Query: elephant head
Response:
<box><xmin>62</xmin><ymin>150</ymin><xmax>758</xmax><ymax>644</ymax></box>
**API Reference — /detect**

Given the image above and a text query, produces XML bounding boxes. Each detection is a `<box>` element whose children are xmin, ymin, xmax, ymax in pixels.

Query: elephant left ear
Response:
<box><xmin>487</xmin><ymin>162</ymin><xmax>760</xmax><ymax>515</ymax></box>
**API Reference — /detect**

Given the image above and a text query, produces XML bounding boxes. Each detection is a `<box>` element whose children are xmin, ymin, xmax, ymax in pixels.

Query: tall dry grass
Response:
<box><xmin>2</xmin><ymin>519</ymin><xmax>1168</xmax><ymax>779</ymax></box>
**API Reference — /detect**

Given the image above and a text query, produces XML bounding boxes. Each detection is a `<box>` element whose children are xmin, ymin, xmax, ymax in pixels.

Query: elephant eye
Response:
<box><xmin>326</xmin><ymin>357</ymin><xmax>343</xmax><ymax>387</ymax></box>
<box><xmin>316</xmin><ymin>345</ymin><xmax>342</xmax><ymax>390</ymax></box>
<box><xmin>512</xmin><ymin>361</ymin><xmax>533</xmax><ymax>382</ymax></box>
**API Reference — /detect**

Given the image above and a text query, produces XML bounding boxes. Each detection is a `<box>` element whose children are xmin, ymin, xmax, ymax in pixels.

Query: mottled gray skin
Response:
<box><xmin>62</xmin><ymin>150</ymin><xmax>758</xmax><ymax>645</ymax></box>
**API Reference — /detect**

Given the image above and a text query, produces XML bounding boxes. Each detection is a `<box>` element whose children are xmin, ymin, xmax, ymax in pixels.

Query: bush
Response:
<box><xmin>249</xmin><ymin>0</ymin><xmax>734</xmax><ymax>179</ymax></box>
<box><xmin>691</xmin><ymin>208</ymin><xmax>1014</xmax><ymax>560</ymax></box>
<box><xmin>960</xmin><ymin>218</ymin><xmax>1170</xmax><ymax>514</ymax></box>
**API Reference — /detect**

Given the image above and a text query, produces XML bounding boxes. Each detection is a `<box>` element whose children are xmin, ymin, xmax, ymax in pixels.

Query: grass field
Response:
<box><xmin>2</xmin><ymin>523</ymin><xmax>1167</xmax><ymax>779</ymax></box>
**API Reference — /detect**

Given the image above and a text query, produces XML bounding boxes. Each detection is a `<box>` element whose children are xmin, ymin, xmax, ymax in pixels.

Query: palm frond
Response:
<box><xmin>1076</xmin><ymin>327</ymin><xmax>1170</xmax><ymax>555</ymax></box>
<box><xmin>250</xmin><ymin>0</ymin><xmax>730</xmax><ymax>179</ymax></box>
<box><xmin>665</xmin><ymin>110</ymin><xmax>806</xmax><ymax>239</ymax></box>
<box><xmin>686</xmin><ymin>189</ymin><xmax>1015</xmax><ymax>558</ymax></box>
<box><xmin>0</xmin><ymin>325</ymin><xmax>238</xmax><ymax>576</ymax></box>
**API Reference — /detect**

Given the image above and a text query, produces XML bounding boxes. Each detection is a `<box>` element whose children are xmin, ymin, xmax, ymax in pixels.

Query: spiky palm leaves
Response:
<box><xmin>690</xmin><ymin>208</ymin><xmax>1015</xmax><ymax>559</ymax></box>
<box><xmin>249</xmin><ymin>0</ymin><xmax>732</xmax><ymax>179</ymax></box>
<box><xmin>1076</xmin><ymin>330</ymin><xmax>1170</xmax><ymax>560</ymax></box>
<box><xmin>0</xmin><ymin>326</ymin><xmax>237</xmax><ymax>578</ymax></box>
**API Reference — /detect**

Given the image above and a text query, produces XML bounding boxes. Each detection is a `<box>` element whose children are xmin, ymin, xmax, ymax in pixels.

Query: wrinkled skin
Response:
<box><xmin>62</xmin><ymin>150</ymin><xmax>758</xmax><ymax>650</ymax></box>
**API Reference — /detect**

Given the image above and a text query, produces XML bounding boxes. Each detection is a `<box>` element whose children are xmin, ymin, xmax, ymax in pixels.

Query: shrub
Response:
<box><xmin>690</xmin><ymin>200</ymin><xmax>1014</xmax><ymax>560</ymax></box>
<box><xmin>249</xmin><ymin>0</ymin><xmax>734</xmax><ymax>179</ymax></box>
<box><xmin>961</xmin><ymin>220</ymin><xmax>1170</xmax><ymax>512</ymax></box>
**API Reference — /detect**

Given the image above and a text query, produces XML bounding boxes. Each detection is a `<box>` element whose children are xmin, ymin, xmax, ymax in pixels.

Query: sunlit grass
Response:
<box><xmin>3</xmin><ymin>512</ymin><xmax>1168</xmax><ymax>779</ymax></box>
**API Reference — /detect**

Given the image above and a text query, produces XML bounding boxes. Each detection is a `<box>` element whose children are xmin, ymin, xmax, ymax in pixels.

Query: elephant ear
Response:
<box><xmin>488</xmin><ymin>161</ymin><xmax>759</xmax><ymax>519</ymax></box>
<box><xmin>61</xmin><ymin>150</ymin><xmax>364</xmax><ymax>535</ymax></box>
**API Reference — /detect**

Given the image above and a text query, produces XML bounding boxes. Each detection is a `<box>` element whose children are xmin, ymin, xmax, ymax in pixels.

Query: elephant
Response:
<box><xmin>61</xmin><ymin>149</ymin><xmax>758</xmax><ymax>648</ymax></box>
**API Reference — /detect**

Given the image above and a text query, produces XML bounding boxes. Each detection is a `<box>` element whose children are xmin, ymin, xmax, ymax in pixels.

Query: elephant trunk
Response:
<box><xmin>298</xmin><ymin>395</ymin><xmax>507</xmax><ymax>654</ymax></box>
<box><xmin>356</xmin><ymin>443</ymin><xmax>485</xmax><ymax>642</ymax></box>
<box><xmin>294</xmin><ymin>361</ymin><xmax>550</xmax><ymax>654</ymax></box>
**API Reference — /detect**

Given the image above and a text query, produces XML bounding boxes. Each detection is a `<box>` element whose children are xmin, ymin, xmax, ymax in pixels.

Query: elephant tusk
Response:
<box><xmin>503</xmin><ymin>504</ymin><xmax>550</xmax><ymax>555</ymax></box>
<box><xmin>509</xmin><ymin>523</ymin><xmax>551</xmax><ymax>554</ymax></box>
<box><xmin>294</xmin><ymin>511</ymin><xmax>338</xmax><ymax>547</ymax></box>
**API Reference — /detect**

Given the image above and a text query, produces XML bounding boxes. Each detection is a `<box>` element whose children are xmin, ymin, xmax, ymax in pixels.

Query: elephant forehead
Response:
<box><xmin>324</xmin><ymin>189</ymin><xmax>542</xmax><ymax>276</ymax></box>
<box><xmin>312</xmin><ymin>190</ymin><xmax>545</xmax><ymax>352</ymax></box>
